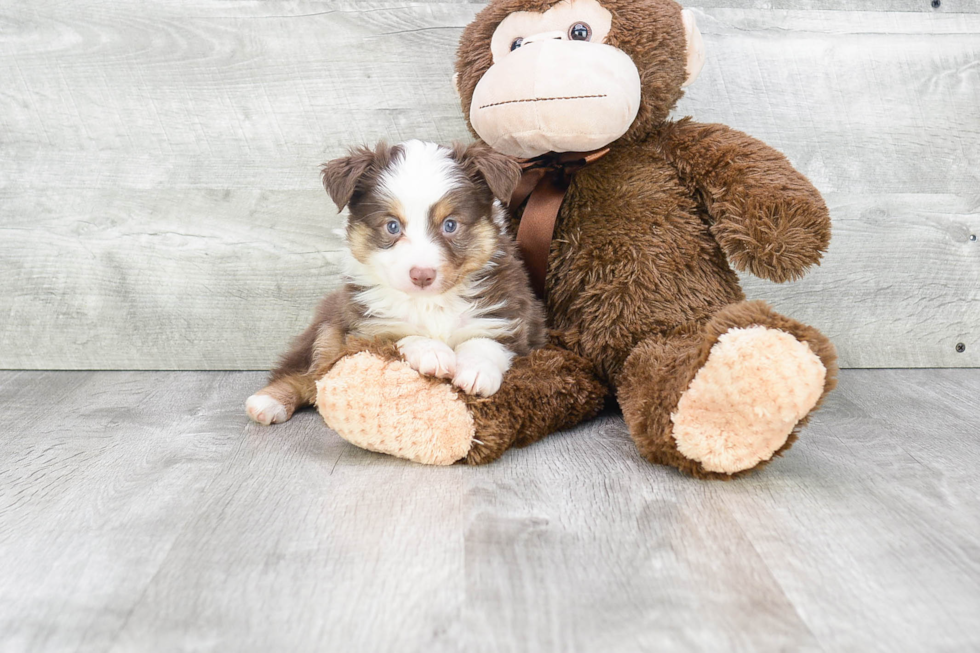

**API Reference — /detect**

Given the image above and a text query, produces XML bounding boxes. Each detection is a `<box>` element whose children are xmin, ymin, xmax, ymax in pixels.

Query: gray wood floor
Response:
<box><xmin>1</xmin><ymin>369</ymin><xmax>978</xmax><ymax>652</ymax></box>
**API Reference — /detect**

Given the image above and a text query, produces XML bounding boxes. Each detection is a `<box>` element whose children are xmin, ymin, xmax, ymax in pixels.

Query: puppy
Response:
<box><xmin>246</xmin><ymin>140</ymin><xmax>547</xmax><ymax>425</ymax></box>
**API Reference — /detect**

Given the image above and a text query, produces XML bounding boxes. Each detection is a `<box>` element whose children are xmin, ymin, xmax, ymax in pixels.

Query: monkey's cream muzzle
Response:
<box><xmin>469</xmin><ymin>40</ymin><xmax>642</xmax><ymax>159</ymax></box>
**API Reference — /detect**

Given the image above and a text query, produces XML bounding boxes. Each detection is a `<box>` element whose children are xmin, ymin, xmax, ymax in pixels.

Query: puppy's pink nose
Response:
<box><xmin>410</xmin><ymin>267</ymin><xmax>437</xmax><ymax>289</ymax></box>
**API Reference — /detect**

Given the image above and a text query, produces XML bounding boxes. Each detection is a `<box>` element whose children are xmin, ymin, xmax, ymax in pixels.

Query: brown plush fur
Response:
<box><xmin>462</xmin><ymin>339</ymin><xmax>608</xmax><ymax>464</ymax></box>
<box><xmin>447</xmin><ymin>0</ymin><xmax>836</xmax><ymax>475</ymax></box>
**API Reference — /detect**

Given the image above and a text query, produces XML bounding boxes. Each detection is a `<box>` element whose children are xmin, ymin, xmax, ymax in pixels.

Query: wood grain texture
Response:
<box><xmin>0</xmin><ymin>2</ymin><xmax>978</xmax><ymax>369</ymax></box>
<box><xmin>692</xmin><ymin>0</ymin><xmax>980</xmax><ymax>10</ymax></box>
<box><xmin>1</xmin><ymin>369</ymin><xmax>979</xmax><ymax>651</ymax></box>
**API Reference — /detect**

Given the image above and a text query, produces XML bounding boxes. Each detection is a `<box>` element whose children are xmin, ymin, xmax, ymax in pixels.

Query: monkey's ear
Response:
<box><xmin>320</xmin><ymin>143</ymin><xmax>389</xmax><ymax>211</ymax></box>
<box><xmin>454</xmin><ymin>142</ymin><xmax>522</xmax><ymax>203</ymax></box>
<box><xmin>681</xmin><ymin>9</ymin><xmax>706</xmax><ymax>88</ymax></box>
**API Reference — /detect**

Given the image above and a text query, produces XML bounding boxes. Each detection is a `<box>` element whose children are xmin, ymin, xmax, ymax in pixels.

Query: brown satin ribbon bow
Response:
<box><xmin>510</xmin><ymin>147</ymin><xmax>610</xmax><ymax>299</ymax></box>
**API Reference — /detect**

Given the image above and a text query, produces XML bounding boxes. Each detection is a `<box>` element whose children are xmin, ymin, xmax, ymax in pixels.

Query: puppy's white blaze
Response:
<box><xmin>369</xmin><ymin>236</ymin><xmax>445</xmax><ymax>294</ymax></box>
<box><xmin>379</xmin><ymin>140</ymin><xmax>459</xmax><ymax>211</ymax></box>
<box><xmin>373</xmin><ymin>140</ymin><xmax>465</xmax><ymax>292</ymax></box>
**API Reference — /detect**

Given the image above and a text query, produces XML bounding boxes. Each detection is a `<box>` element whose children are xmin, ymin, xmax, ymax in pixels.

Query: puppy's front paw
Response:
<box><xmin>246</xmin><ymin>393</ymin><xmax>288</xmax><ymax>425</ymax></box>
<box><xmin>453</xmin><ymin>357</ymin><xmax>504</xmax><ymax>397</ymax></box>
<box><xmin>397</xmin><ymin>336</ymin><xmax>456</xmax><ymax>379</ymax></box>
<box><xmin>452</xmin><ymin>338</ymin><xmax>514</xmax><ymax>397</ymax></box>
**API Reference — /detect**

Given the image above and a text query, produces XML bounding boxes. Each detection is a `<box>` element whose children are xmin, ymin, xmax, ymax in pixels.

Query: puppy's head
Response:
<box><xmin>322</xmin><ymin>140</ymin><xmax>520</xmax><ymax>295</ymax></box>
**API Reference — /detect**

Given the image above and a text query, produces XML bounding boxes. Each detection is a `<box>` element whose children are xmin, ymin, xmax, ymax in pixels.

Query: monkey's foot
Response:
<box><xmin>670</xmin><ymin>326</ymin><xmax>826</xmax><ymax>474</ymax></box>
<box><xmin>316</xmin><ymin>352</ymin><xmax>473</xmax><ymax>465</ymax></box>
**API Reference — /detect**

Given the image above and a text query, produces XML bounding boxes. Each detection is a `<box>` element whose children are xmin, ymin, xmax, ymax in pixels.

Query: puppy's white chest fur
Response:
<box><xmin>350</xmin><ymin>281</ymin><xmax>513</xmax><ymax>348</ymax></box>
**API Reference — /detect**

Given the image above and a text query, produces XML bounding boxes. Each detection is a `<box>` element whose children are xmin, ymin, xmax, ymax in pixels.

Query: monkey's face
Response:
<box><xmin>470</xmin><ymin>0</ymin><xmax>639</xmax><ymax>158</ymax></box>
<box><xmin>457</xmin><ymin>0</ymin><xmax>705</xmax><ymax>159</ymax></box>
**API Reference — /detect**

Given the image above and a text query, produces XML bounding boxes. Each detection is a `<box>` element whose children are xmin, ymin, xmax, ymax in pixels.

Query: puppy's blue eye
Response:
<box><xmin>386</xmin><ymin>220</ymin><xmax>401</xmax><ymax>235</ymax></box>
<box><xmin>442</xmin><ymin>219</ymin><xmax>458</xmax><ymax>234</ymax></box>
<box><xmin>510</xmin><ymin>37</ymin><xmax>523</xmax><ymax>51</ymax></box>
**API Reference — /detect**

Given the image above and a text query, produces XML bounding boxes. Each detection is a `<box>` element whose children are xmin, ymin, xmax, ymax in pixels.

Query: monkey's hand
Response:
<box><xmin>656</xmin><ymin>118</ymin><xmax>831</xmax><ymax>283</ymax></box>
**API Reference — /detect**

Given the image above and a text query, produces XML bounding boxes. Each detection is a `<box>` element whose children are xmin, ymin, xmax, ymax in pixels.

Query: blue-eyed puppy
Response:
<box><xmin>246</xmin><ymin>140</ymin><xmax>547</xmax><ymax>425</ymax></box>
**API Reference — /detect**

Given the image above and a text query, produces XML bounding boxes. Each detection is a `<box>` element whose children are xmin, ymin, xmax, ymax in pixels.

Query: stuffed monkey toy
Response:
<box><xmin>314</xmin><ymin>0</ymin><xmax>837</xmax><ymax>479</ymax></box>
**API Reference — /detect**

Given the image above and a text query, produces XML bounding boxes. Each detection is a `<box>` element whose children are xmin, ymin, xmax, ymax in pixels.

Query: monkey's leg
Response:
<box><xmin>462</xmin><ymin>345</ymin><xmax>608</xmax><ymax>464</ymax></box>
<box><xmin>316</xmin><ymin>344</ymin><xmax>607</xmax><ymax>466</ymax></box>
<box><xmin>617</xmin><ymin>301</ymin><xmax>837</xmax><ymax>479</ymax></box>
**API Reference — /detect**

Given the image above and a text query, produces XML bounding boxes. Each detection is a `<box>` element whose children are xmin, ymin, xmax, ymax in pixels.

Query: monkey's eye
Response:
<box><xmin>569</xmin><ymin>22</ymin><xmax>592</xmax><ymax>41</ymax></box>
<box><xmin>510</xmin><ymin>37</ymin><xmax>524</xmax><ymax>51</ymax></box>
<box><xmin>385</xmin><ymin>219</ymin><xmax>401</xmax><ymax>236</ymax></box>
<box><xmin>442</xmin><ymin>219</ymin><xmax>458</xmax><ymax>235</ymax></box>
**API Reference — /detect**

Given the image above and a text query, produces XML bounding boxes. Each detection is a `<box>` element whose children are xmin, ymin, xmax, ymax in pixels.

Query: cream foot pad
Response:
<box><xmin>670</xmin><ymin>326</ymin><xmax>826</xmax><ymax>474</ymax></box>
<box><xmin>316</xmin><ymin>352</ymin><xmax>474</xmax><ymax>466</ymax></box>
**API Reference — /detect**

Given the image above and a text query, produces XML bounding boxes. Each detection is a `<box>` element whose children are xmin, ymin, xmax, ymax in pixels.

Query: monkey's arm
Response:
<box><xmin>655</xmin><ymin>118</ymin><xmax>831</xmax><ymax>282</ymax></box>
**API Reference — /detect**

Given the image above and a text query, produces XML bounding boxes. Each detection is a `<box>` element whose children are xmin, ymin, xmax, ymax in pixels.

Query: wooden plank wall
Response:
<box><xmin>1</xmin><ymin>1</ymin><xmax>977</xmax><ymax>370</ymax></box>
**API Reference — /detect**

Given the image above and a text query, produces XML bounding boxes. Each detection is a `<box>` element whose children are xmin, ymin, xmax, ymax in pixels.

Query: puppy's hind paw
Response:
<box><xmin>246</xmin><ymin>394</ymin><xmax>288</xmax><ymax>425</ymax></box>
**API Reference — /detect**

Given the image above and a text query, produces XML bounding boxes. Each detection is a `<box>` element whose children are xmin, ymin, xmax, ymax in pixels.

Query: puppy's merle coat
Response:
<box><xmin>246</xmin><ymin>140</ymin><xmax>546</xmax><ymax>425</ymax></box>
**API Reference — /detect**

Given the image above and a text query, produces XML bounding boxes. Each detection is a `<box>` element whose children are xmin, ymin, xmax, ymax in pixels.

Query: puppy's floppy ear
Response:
<box><xmin>453</xmin><ymin>142</ymin><xmax>522</xmax><ymax>203</ymax></box>
<box><xmin>321</xmin><ymin>142</ymin><xmax>392</xmax><ymax>211</ymax></box>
